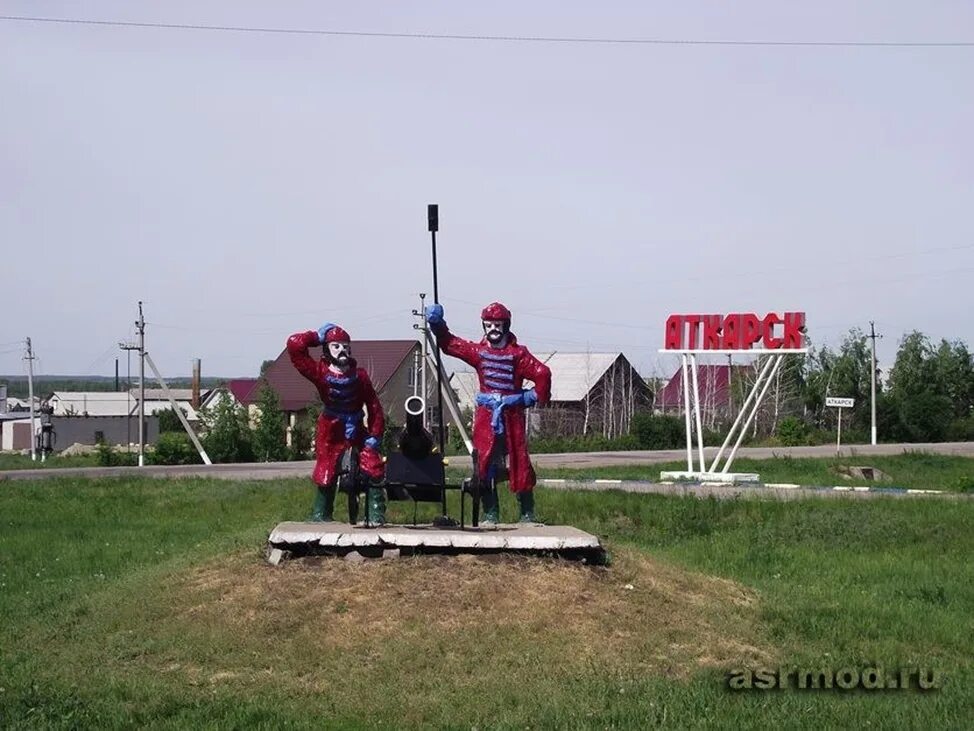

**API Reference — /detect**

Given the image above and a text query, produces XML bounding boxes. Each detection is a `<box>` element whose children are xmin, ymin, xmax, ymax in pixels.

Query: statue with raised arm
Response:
<box><xmin>287</xmin><ymin>324</ymin><xmax>386</xmax><ymax>524</ymax></box>
<box><xmin>426</xmin><ymin>302</ymin><xmax>551</xmax><ymax>524</ymax></box>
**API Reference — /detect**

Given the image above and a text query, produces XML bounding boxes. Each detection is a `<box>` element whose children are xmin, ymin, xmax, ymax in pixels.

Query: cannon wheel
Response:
<box><xmin>338</xmin><ymin>447</ymin><xmax>360</xmax><ymax>524</ymax></box>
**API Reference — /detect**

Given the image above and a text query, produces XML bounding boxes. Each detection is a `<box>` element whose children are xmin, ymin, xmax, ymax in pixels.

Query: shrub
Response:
<box><xmin>529</xmin><ymin>434</ymin><xmax>640</xmax><ymax>454</ymax></box>
<box><xmin>94</xmin><ymin>441</ymin><xmax>137</xmax><ymax>466</ymax></box>
<box><xmin>200</xmin><ymin>398</ymin><xmax>253</xmax><ymax>463</ymax></box>
<box><xmin>946</xmin><ymin>416</ymin><xmax>974</xmax><ymax>441</ymax></box>
<box><xmin>776</xmin><ymin>417</ymin><xmax>808</xmax><ymax>446</ymax></box>
<box><xmin>954</xmin><ymin>475</ymin><xmax>974</xmax><ymax>493</ymax></box>
<box><xmin>252</xmin><ymin>384</ymin><xmax>288</xmax><ymax>462</ymax></box>
<box><xmin>632</xmin><ymin>413</ymin><xmax>685</xmax><ymax>450</ymax></box>
<box><xmin>95</xmin><ymin>440</ymin><xmax>115</xmax><ymax>466</ymax></box>
<box><xmin>156</xmin><ymin>407</ymin><xmax>186</xmax><ymax>434</ymax></box>
<box><xmin>288</xmin><ymin>406</ymin><xmax>317</xmax><ymax>461</ymax></box>
<box><xmin>451</xmin><ymin>407</ymin><xmax>473</xmax><ymax>454</ymax></box>
<box><xmin>151</xmin><ymin>433</ymin><xmax>200</xmax><ymax>465</ymax></box>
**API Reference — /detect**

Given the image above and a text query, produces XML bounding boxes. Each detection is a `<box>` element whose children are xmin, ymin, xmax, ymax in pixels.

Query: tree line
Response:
<box><xmin>734</xmin><ymin>329</ymin><xmax>973</xmax><ymax>444</ymax></box>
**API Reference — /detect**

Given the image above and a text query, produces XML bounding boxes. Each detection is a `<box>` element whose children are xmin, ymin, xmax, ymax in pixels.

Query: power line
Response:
<box><xmin>2</xmin><ymin>15</ymin><xmax>972</xmax><ymax>48</ymax></box>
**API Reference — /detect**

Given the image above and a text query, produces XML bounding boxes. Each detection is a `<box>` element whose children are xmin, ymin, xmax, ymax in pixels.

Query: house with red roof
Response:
<box><xmin>261</xmin><ymin>339</ymin><xmax>426</xmax><ymax>426</ymax></box>
<box><xmin>204</xmin><ymin>340</ymin><xmax>441</xmax><ymax>432</ymax></box>
<box><xmin>199</xmin><ymin>378</ymin><xmax>261</xmax><ymax>416</ymax></box>
<box><xmin>655</xmin><ymin>363</ymin><xmax>752</xmax><ymax>427</ymax></box>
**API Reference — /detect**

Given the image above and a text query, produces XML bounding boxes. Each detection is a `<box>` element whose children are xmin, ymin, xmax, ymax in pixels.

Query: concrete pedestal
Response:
<box><xmin>267</xmin><ymin>521</ymin><xmax>607</xmax><ymax>564</ymax></box>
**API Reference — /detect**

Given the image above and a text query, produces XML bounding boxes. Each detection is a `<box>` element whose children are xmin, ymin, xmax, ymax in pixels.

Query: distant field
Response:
<box><xmin>1</xmin><ymin>477</ymin><xmax>971</xmax><ymax>728</ymax></box>
<box><xmin>0</xmin><ymin>376</ymin><xmax>227</xmax><ymax>399</ymax></box>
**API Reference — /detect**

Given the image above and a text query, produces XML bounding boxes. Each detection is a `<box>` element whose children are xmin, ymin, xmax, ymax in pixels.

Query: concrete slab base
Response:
<box><xmin>660</xmin><ymin>471</ymin><xmax>760</xmax><ymax>484</ymax></box>
<box><xmin>267</xmin><ymin>521</ymin><xmax>608</xmax><ymax>565</ymax></box>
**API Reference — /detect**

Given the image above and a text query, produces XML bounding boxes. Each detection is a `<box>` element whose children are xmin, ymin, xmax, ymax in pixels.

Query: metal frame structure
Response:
<box><xmin>659</xmin><ymin>348</ymin><xmax>807</xmax><ymax>480</ymax></box>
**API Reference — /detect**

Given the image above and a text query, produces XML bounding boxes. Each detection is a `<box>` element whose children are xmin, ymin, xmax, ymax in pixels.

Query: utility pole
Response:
<box><xmin>412</xmin><ymin>292</ymin><xmax>428</xmax><ymax>428</ymax></box>
<box><xmin>25</xmin><ymin>338</ymin><xmax>36</xmax><ymax>461</ymax></box>
<box><xmin>119</xmin><ymin>340</ymin><xmax>139</xmax><ymax>453</ymax></box>
<box><xmin>137</xmin><ymin>301</ymin><xmax>146</xmax><ymax>467</ymax></box>
<box><xmin>869</xmin><ymin>321</ymin><xmax>882</xmax><ymax>446</ymax></box>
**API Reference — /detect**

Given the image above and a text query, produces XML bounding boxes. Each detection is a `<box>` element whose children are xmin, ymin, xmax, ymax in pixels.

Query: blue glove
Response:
<box><xmin>317</xmin><ymin>322</ymin><xmax>336</xmax><ymax>344</ymax></box>
<box><xmin>364</xmin><ymin>436</ymin><xmax>380</xmax><ymax>450</ymax></box>
<box><xmin>425</xmin><ymin>304</ymin><xmax>444</xmax><ymax>328</ymax></box>
<box><xmin>522</xmin><ymin>388</ymin><xmax>539</xmax><ymax>408</ymax></box>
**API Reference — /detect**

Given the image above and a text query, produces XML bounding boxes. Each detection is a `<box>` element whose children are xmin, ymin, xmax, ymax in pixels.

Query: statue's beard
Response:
<box><xmin>485</xmin><ymin>329</ymin><xmax>507</xmax><ymax>347</ymax></box>
<box><xmin>327</xmin><ymin>352</ymin><xmax>351</xmax><ymax>368</ymax></box>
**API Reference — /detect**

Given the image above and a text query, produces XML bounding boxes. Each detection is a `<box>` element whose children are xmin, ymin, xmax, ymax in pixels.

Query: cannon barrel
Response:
<box><xmin>398</xmin><ymin>395</ymin><xmax>434</xmax><ymax>459</ymax></box>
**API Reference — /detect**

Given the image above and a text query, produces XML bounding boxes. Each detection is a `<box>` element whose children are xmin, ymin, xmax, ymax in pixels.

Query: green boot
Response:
<box><xmin>480</xmin><ymin>485</ymin><xmax>500</xmax><ymax>526</ymax></box>
<box><xmin>310</xmin><ymin>486</ymin><xmax>335</xmax><ymax>522</ymax></box>
<box><xmin>517</xmin><ymin>491</ymin><xmax>536</xmax><ymax>523</ymax></box>
<box><xmin>366</xmin><ymin>486</ymin><xmax>387</xmax><ymax>526</ymax></box>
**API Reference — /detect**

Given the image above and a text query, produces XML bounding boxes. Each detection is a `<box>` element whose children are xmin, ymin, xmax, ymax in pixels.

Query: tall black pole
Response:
<box><xmin>428</xmin><ymin>203</ymin><xmax>449</xmax><ymax>519</ymax></box>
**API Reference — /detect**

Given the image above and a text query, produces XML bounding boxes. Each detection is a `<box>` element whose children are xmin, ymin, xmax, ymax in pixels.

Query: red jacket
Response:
<box><xmin>435</xmin><ymin>328</ymin><xmax>551</xmax><ymax>492</ymax></box>
<box><xmin>287</xmin><ymin>331</ymin><xmax>385</xmax><ymax>485</ymax></box>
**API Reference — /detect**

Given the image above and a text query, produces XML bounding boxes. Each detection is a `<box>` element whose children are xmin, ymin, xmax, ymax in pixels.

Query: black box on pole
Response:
<box><xmin>427</xmin><ymin>203</ymin><xmax>438</xmax><ymax>232</ymax></box>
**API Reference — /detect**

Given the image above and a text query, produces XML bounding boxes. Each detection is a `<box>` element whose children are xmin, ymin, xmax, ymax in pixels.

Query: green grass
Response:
<box><xmin>0</xmin><ymin>453</ymin><xmax>101</xmax><ymax>470</ymax></box>
<box><xmin>522</xmin><ymin>452</ymin><xmax>974</xmax><ymax>492</ymax></box>
<box><xmin>1</xmin><ymin>477</ymin><xmax>972</xmax><ymax>728</ymax></box>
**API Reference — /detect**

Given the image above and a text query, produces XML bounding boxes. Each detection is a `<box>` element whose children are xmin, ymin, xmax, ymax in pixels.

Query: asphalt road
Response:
<box><xmin>531</xmin><ymin>441</ymin><xmax>974</xmax><ymax>467</ymax></box>
<box><xmin>2</xmin><ymin>442</ymin><xmax>971</xmax><ymax>482</ymax></box>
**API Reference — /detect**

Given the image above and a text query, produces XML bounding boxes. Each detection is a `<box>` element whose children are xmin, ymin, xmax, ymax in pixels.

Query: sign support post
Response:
<box><xmin>837</xmin><ymin>406</ymin><xmax>842</xmax><ymax>455</ymax></box>
<box><xmin>825</xmin><ymin>396</ymin><xmax>855</xmax><ymax>457</ymax></box>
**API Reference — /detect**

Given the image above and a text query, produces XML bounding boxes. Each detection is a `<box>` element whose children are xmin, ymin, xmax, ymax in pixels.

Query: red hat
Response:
<box><xmin>481</xmin><ymin>302</ymin><xmax>512</xmax><ymax>321</ymax></box>
<box><xmin>325</xmin><ymin>326</ymin><xmax>351</xmax><ymax>343</ymax></box>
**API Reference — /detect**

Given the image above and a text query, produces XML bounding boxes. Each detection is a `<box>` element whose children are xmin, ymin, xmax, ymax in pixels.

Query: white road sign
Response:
<box><xmin>826</xmin><ymin>397</ymin><xmax>855</xmax><ymax>408</ymax></box>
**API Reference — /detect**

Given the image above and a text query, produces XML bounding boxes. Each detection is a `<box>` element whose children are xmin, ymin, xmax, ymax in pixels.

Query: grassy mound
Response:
<box><xmin>154</xmin><ymin>550</ymin><xmax>769</xmax><ymax>676</ymax></box>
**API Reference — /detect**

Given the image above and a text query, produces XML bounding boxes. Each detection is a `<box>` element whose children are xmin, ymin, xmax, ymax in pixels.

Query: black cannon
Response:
<box><xmin>385</xmin><ymin>395</ymin><xmax>481</xmax><ymax>526</ymax></box>
<box><xmin>397</xmin><ymin>395</ymin><xmax>434</xmax><ymax>460</ymax></box>
<box><xmin>338</xmin><ymin>395</ymin><xmax>479</xmax><ymax>526</ymax></box>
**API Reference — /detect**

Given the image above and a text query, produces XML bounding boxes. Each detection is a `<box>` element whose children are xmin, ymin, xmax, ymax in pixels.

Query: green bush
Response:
<box><xmin>631</xmin><ymin>413</ymin><xmax>684</xmax><ymax>450</ymax></box>
<box><xmin>776</xmin><ymin>417</ymin><xmax>808</xmax><ymax>446</ymax></box>
<box><xmin>946</xmin><ymin>416</ymin><xmax>974</xmax><ymax>441</ymax></box>
<box><xmin>451</xmin><ymin>407</ymin><xmax>473</xmax><ymax>454</ymax></box>
<box><xmin>200</xmin><ymin>398</ymin><xmax>254</xmax><ymax>464</ymax></box>
<box><xmin>288</xmin><ymin>406</ymin><xmax>317</xmax><ymax>461</ymax></box>
<box><xmin>156</xmin><ymin>407</ymin><xmax>186</xmax><ymax>434</ymax></box>
<box><xmin>953</xmin><ymin>475</ymin><xmax>974</xmax><ymax>493</ymax></box>
<box><xmin>529</xmin><ymin>434</ymin><xmax>640</xmax><ymax>454</ymax></box>
<box><xmin>252</xmin><ymin>384</ymin><xmax>288</xmax><ymax>462</ymax></box>
<box><xmin>94</xmin><ymin>441</ymin><xmax>137</xmax><ymax>466</ymax></box>
<box><xmin>151</xmin><ymin>433</ymin><xmax>200</xmax><ymax>465</ymax></box>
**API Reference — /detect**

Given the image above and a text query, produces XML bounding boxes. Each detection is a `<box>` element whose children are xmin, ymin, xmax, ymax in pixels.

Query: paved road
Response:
<box><xmin>532</xmin><ymin>441</ymin><xmax>974</xmax><ymax>467</ymax></box>
<box><xmin>2</xmin><ymin>442</ymin><xmax>971</xmax><ymax>482</ymax></box>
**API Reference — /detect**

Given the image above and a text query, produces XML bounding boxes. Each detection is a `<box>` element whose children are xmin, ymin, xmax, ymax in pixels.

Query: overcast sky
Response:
<box><xmin>2</xmin><ymin>1</ymin><xmax>972</xmax><ymax>380</ymax></box>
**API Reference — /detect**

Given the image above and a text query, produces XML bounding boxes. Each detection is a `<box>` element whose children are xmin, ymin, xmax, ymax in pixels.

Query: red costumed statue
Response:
<box><xmin>426</xmin><ymin>302</ymin><xmax>551</xmax><ymax>524</ymax></box>
<box><xmin>287</xmin><ymin>324</ymin><xmax>386</xmax><ymax>524</ymax></box>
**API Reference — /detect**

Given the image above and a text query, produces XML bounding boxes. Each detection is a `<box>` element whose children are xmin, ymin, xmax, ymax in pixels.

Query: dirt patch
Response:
<box><xmin>167</xmin><ymin>548</ymin><xmax>774</xmax><ymax>681</ymax></box>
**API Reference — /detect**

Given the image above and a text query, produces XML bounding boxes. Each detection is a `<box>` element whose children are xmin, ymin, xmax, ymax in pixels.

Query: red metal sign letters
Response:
<box><xmin>664</xmin><ymin>312</ymin><xmax>806</xmax><ymax>350</ymax></box>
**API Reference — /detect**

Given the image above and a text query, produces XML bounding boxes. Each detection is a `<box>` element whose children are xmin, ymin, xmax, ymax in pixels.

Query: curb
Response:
<box><xmin>537</xmin><ymin>478</ymin><xmax>966</xmax><ymax>500</ymax></box>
